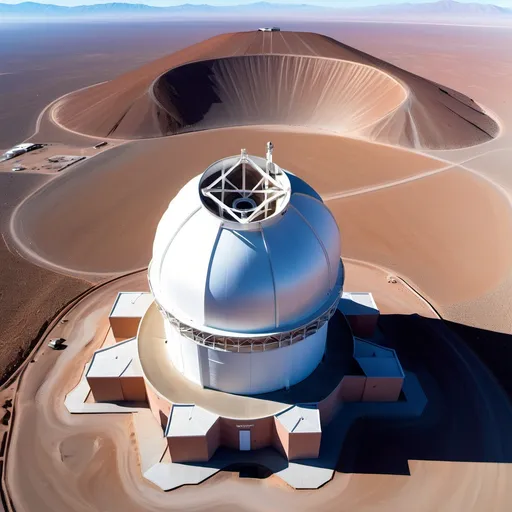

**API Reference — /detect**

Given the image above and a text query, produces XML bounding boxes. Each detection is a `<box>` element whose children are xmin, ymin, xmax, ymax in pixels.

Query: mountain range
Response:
<box><xmin>1</xmin><ymin>1</ymin><xmax>511</xmax><ymax>19</ymax></box>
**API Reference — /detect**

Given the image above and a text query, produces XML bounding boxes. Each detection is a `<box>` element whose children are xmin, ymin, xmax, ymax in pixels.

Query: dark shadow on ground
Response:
<box><xmin>222</xmin><ymin>462</ymin><xmax>273</xmax><ymax>479</ymax></box>
<box><xmin>338</xmin><ymin>314</ymin><xmax>512</xmax><ymax>476</ymax></box>
<box><xmin>173</xmin><ymin>313</ymin><xmax>512</xmax><ymax>483</ymax></box>
<box><xmin>446</xmin><ymin>320</ymin><xmax>512</xmax><ymax>401</ymax></box>
<box><xmin>187</xmin><ymin>446</ymin><xmax>289</xmax><ymax>474</ymax></box>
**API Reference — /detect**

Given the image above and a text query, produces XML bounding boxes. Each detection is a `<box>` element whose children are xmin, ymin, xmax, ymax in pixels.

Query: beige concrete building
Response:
<box><xmin>165</xmin><ymin>405</ymin><xmax>220</xmax><ymax>462</ymax></box>
<box><xmin>354</xmin><ymin>338</ymin><xmax>404</xmax><ymax>402</ymax></box>
<box><xmin>339</xmin><ymin>292</ymin><xmax>380</xmax><ymax>338</ymax></box>
<box><xmin>80</xmin><ymin>146</ymin><xmax>406</xmax><ymax>466</ymax></box>
<box><xmin>275</xmin><ymin>406</ymin><xmax>322</xmax><ymax>460</ymax></box>
<box><xmin>109</xmin><ymin>292</ymin><xmax>153</xmax><ymax>341</ymax></box>
<box><xmin>86</xmin><ymin>338</ymin><xmax>146</xmax><ymax>402</ymax></box>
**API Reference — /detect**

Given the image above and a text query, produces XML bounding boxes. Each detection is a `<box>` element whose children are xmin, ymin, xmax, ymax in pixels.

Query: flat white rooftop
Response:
<box><xmin>339</xmin><ymin>292</ymin><xmax>379</xmax><ymax>316</ymax></box>
<box><xmin>354</xmin><ymin>338</ymin><xmax>404</xmax><ymax>378</ymax></box>
<box><xmin>109</xmin><ymin>292</ymin><xmax>153</xmax><ymax>318</ymax></box>
<box><xmin>13</xmin><ymin>143</ymin><xmax>37</xmax><ymax>150</ymax></box>
<box><xmin>276</xmin><ymin>405</ymin><xmax>321</xmax><ymax>434</ymax></box>
<box><xmin>86</xmin><ymin>338</ymin><xmax>143</xmax><ymax>378</ymax></box>
<box><xmin>165</xmin><ymin>404</ymin><xmax>219</xmax><ymax>437</ymax></box>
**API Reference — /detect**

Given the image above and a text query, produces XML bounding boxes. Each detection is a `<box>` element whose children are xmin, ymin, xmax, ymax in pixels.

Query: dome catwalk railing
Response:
<box><xmin>147</xmin><ymin>261</ymin><xmax>340</xmax><ymax>353</ymax></box>
<box><xmin>157</xmin><ymin>299</ymin><xmax>340</xmax><ymax>353</ymax></box>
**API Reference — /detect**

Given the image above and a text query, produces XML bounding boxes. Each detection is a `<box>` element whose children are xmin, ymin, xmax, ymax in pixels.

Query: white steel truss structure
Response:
<box><xmin>200</xmin><ymin>143</ymin><xmax>290</xmax><ymax>224</ymax></box>
<box><xmin>154</xmin><ymin>299</ymin><xmax>340</xmax><ymax>353</ymax></box>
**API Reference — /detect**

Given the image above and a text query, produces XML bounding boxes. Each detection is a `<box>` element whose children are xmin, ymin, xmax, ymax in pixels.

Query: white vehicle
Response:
<box><xmin>48</xmin><ymin>338</ymin><xmax>66</xmax><ymax>349</ymax></box>
<box><xmin>11</xmin><ymin>165</ymin><xmax>26</xmax><ymax>172</ymax></box>
<box><xmin>258</xmin><ymin>27</ymin><xmax>280</xmax><ymax>32</ymax></box>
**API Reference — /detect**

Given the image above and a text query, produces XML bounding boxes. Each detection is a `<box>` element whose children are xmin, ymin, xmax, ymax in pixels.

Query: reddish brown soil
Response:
<box><xmin>7</xmin><ymin>272</ymin><xmax>512</xmax><ymax>512</ymax></box>
<box><xmin>0</xmin><ymin>172</ymin><xmax>89</xmax><ymax>383</ymax></box>
<box><xmin>3</xmin><ymin>22</ymin><xmax>512</xmax><ymax>512</ymax></box>
<box><xmin>55</xmin><ymin>31</ymin><xmax>498</xmax><ymax>149</ymax></box>
<box><xmin>330</xmin><ymin>168</ymin><xmax>512</xmax><ymax>305</ymax></box>
<box><xmin>9</xmin><ymin>129</ymin><xmax>447</xmax><ymax>274</ymax></box>
<box><xmin>11</xmin><ymin>127</ymin><xmax>512</xmax><ymax>327</ymax></box>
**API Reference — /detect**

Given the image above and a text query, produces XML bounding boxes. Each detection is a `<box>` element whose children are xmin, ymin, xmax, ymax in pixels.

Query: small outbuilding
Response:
<box><xmin>1</xmin><ymin>143</ymin><xmax>43</xmax><ymax>162</ymax></box>
<box><xmin>275</xmin><ymin>405</ymin><xmax>322</xmax><ymax>460</ymax></box>
<box><xmin>86</xmin><ymin>338</ymin><xmax>146</xmax><ymax>402</ymax></box>
<box><xmin>165</xmin><ymin>405</ymin><xmax>220</xmax><ymax>463</ymax></box>
<box><xmin>109</xmin><ymin>292</ymin><xmax>153</xmax><ymax>341</ymax></box>
<box><xmin>339</xmin><ymin>292</ymin><xmax>380</xmax><ymax>338</ymax></box>
<box><xmin>353</xmin><ymin>338</ymin><xmax>404</xmax><ymax>402</ymax></box>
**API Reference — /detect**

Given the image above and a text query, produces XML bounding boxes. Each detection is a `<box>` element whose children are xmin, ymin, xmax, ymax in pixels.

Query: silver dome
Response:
<box><xmin>149</xmin><ymin>151</ymin><xmax>344</xmax><ymax>336</ymax></box>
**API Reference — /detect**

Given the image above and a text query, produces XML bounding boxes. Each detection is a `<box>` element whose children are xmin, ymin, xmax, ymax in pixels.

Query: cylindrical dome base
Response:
<box><xmin>164</xmin><ymin>320</ymin><xmax>328</xmax><ymax>395</ymax></box>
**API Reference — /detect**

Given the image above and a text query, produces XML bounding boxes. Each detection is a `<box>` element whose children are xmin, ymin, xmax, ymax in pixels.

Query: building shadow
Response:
<box><xmin>249</xmin><ymin>310</ymin><xmax>357</xmax><ymax>406</ymax></box>
<box><xmin>159</xmin><ymin>313</ymin><xmax>512</xmax><ymax>483</ymax></box>
<box><xmin>188</xmin><ymin>446</ymin><xmax>289</xmax><ymax>475</ymax></box>
<box><xmin>222</xmin><ymin>462</ymin><xmax>274</xmax><ymax>479</ymax></box>
<box><xmin>337</xmin><ymin>314</ymin><xmax>512</xmax><ymax>476</ymax></box>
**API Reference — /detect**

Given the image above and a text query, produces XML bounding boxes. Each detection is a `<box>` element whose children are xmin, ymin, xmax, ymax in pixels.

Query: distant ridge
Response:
<box><xmin>0</xmin><ymin>1</ymin><xmax>332</xmax><ymax>16</ymax></box>
<box><xmin>1</xmin><ymin>1</ymin><xmax>511</xmax><ymax>20</ymax></box>
<box><xmin>362</xmin><ymin>0</ymin><xmax>511</xmax><ymax>15</ymax></box>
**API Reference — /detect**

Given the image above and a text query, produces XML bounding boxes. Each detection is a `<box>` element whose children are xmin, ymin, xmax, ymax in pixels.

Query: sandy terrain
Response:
<box><xmin>54</xmin><ymin>31</ymin><xmax>498</xmax><ymax>150</ymax></box>
<box><xmin>0</xmin><ymin>172</ymin><xmax>89</xmax><ymax>383</ymax></box>
<box><xmin>0</xmin><ymin>20</ymin><xmax>256</xmax><ymax>148</ymax></box>
<box><xmin>8</xmin><ymin>128</ymin><xmax>455</xmax><ymax>274</ymax></box>
<box><xmin>9</xmin><ymin>126</ymin><xmax>511</xmax><ymax>331</ymax></box>
<box><xmin>330</xmin><ymin>167</ymin><xmax>512</xmax><ymax>306</ymax></box>
<box><xmin>6</xmin><ymin>270</ymin><xmax>512</xmax><ymax>512</ymax></box>
<box><xmin>2</xmin><ymin>21</ymin><xmax>512</xmax><ymax>512</ymax></box>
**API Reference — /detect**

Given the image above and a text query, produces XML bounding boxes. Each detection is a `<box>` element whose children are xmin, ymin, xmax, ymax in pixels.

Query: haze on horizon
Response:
<box><xmin>2</xmin><ymin>0</ymin><xmax>512</xmax><ymax>7</ymax></box>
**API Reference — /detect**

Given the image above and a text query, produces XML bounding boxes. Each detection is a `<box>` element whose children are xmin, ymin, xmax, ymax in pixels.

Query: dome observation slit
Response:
<box><xmin>199</xmin><ymin>143</ymin><xmax>291</xmax><ymax>226</ymax></box>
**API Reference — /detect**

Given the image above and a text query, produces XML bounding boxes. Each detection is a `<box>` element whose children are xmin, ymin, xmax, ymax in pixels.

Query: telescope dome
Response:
<box><xmin>149</xmin><ymin>148</ymin><xmax>343</xmax><ymax>336</ymax></box>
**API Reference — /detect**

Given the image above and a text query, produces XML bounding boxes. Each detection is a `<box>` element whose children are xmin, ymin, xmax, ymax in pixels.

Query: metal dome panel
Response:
<box><xmin>289</xmin><ymin>193</ymin><xmax>341</xmax><ymax>289</ymax></box>
<box><xmin>157</xmin><ymin>208</ymin><xmax>221</xmax><ymax>326</ymax></box>
<box><xmin>149</xmin><ymin>146</ymin><xmax>343</xmax><ymax>337</ymax></box>
<box><xmin>204</xmin><ymin>228</ymin><xmax>276</xmax><ymax>332</ymax></box>
<box><xmin>152</xmin><ymin>176</ymin><xmax>201</xmax><ymax>259</ymax></box>
<box><xmin>262</xmin><ymin>206</ymin><xmax>331</xmax><ymax>330</ymax></box>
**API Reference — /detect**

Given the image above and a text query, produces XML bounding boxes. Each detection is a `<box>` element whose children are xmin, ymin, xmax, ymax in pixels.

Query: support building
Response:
<box><xmin>84</xmin><ymin>143</ymin><xmax>405</xmax><ymax>464</ymax></box>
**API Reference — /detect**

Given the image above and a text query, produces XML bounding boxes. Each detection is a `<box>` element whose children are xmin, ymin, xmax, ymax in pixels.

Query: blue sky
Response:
<box><xmin>2</xmin><ymin>0</ymin><xmax>512</xmax><ymax>7</ymax></box>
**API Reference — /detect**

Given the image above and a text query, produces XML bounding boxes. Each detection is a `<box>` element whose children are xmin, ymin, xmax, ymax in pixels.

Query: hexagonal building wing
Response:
<box><xmin>165</xmin><ymin>404</ymin><xmax>220</xmax><ymax>462</ymax></box>
<box><xmin>275</xmin><ymin>405</ymin><xmax>322</xmax><ymax>460</ymax></box>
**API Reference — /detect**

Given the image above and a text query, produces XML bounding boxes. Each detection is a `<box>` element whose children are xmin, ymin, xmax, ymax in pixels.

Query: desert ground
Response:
<box><xmin>1</xmin><ymin>20</ymin><xmax>512</xmax><ymax>512</ymax></box>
